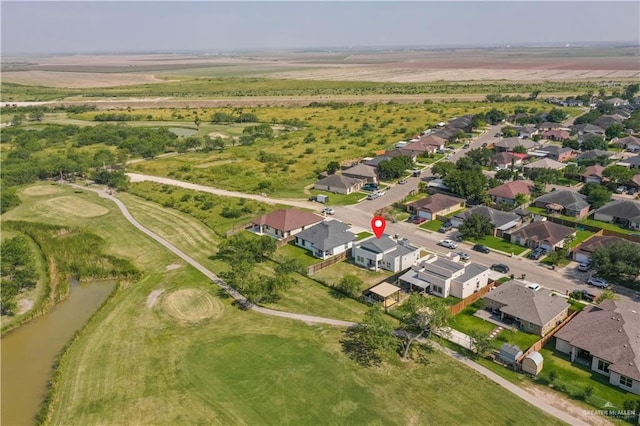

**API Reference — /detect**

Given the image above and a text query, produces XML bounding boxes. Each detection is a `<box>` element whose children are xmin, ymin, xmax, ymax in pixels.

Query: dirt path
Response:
<box><xmin>69</xmin><ymin>182</ymin><xmax>600</xmax><ymax>424</ymax></box>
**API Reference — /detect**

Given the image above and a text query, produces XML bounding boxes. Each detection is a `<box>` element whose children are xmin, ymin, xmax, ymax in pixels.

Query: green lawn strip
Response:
<box><xmin>449</xmin><ymin>307</ymin><xmax>496</xmax><ymax>336</ymax></box>
<box><xmin>526</xmin><ymin>207</ymin><xmax>633</xmax><ymax>235</ymax></box>
<box><xmin>417</xmin><ymin>153</ymin><xmax>445</xmax><ymax>164</ymax></box>
<box><xmin>491</xmin><ymin>329</ymin><xmax>540</xmax><ymax>352</ymax></box>
<box><xmin>569</xmin><ymin>230</ymin><xmax>595</xmax><ymax>249</ymax></box>
<box><xmin>308</xmin><ymin>189</ymin><xmax>366</xmax><ymax>206</ymax></box>
<box><xmin>356</xmin><ymin>231</ymin><xmax>373</xmax><ymax>240</ymax></box>
<box><xmin>401</xmin><ymin>192</ymin><xmax>426</xmax><ymax>204</ymax></box>
<box><xmin>313</xmin><ymin>260</ymin><xmax>393</xmax><ymax>291</ymax></box>
<box><xmin>419</xmin><ymin>219</ymin><xmax>444</xmax><ymax>232</ymax></box>
<box><xmin>443</xmin><ymin>208</ymin><xmax>467</xmax><ymax>218</ymax></box>
<box><xmin>276</xmin><ymin>242</ymin><xmax>323</xmax><ymax>268</ymax></box>
<box><xmin>386</xmin><ymin>206</ymin><xmax>410</xmax><ymax>222</ymax></box>
<box><xmin>541</xmin><ymin>256</ymin><xmax>571</xmax><ymax>268</ymax></box>
<box><xmin>538</xmin><ymin>345</ymin><xmax>633</xmax><ymax>410</ymax></box>
<box><xmin>466</xmin><ymin>235</ymin><xmax>528</xmax><ymax>255</ymax></box>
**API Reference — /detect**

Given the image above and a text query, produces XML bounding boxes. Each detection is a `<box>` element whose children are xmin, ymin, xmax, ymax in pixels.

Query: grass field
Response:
<box><xmin>466</xmin><ymin>235</ymin><xmax>528</xmax><ymax>255</ymax></box>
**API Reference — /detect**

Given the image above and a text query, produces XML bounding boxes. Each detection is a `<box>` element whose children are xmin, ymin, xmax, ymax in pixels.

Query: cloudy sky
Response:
<box><xmin>2</xmin><ymin>1</ymin><xmax>639</xmax><ymax>54</ymax></box>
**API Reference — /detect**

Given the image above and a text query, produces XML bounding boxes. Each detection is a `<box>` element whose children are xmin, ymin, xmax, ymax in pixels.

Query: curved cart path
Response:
<box><xmin>72</xmin><ymin>183</ymin><xmax>588</xmax><ymax>426</ymax></box>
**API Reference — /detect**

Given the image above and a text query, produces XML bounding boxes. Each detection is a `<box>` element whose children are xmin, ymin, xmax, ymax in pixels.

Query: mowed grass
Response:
<box><xmin>467</xmin><ymin>235</ymin><xmax>528</xmax><ymax>255</ymax></box>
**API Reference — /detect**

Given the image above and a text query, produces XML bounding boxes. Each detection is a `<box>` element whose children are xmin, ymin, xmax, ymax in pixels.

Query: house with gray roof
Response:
<box><xmin>555</xmin><ymin>300</ymin><xmax>640</xmax><ymax>395</ymax></box>
<box><xmin>570</xmin><ymin>235</ymin><xmax>633</xmax><ymax>264</ymax></box>
<box><xmin>576</xmin><ymin>150</ymin><xmax>613</xmax><ymax>162</ymax></box>
<box><xmin>494</xmin><ymin>137</ymin><xmax>539</xmax><ymax>153</ymax></box>
<box><xmin>508</xmin><ymin>220</ymin><xmax>576</xmax><ymax>252</ymax></box>
<box><xmin>617</xmin><ymin>155</ymin><xmax>640</xmax><ymax>169</ymax></box>
<box><xmin>450</xmin><ymin>206</ymin><xmax>521</xmax><ymax>237</ymax></box>
<box><xmin>534</xmin><ymin>190</ymin><xmax>590</xmax><ymax>219</ymax></box>
<box><xmin>352</xmin><ymin>234</ymin><xmax>420</xmax><ymax>272</ymax></box>
<box><xmin>398</xmin><ymin>254</ymin><xmax>489</xmax><ymax>299</ymax></box>
<box><xmin>342</xmin><ymin>163</ymin><xmax>378</xmax><ymax>183</ymax></box>
<box><xmin>572</xmin><ymin>123</ymin><xmax>605</xmax><ymax>136</ymax></box>
<box><xmin>314</xmin><ymin>174</ymin><xmax>364</xmax><ymax>195</ymax></box>
<box><xmin>406</xmin><ymin>193</ymin><xmax>465</xmax><ymax>220</ymax></box>
<box><xmin>616</xmin><ymin>136</ymin><xmax>640</xmax><ymax>153</ymax></box>
<box><xmin>523</xmin><ymin>158</ymin><xmax>567</xmax><ymax>171</ymax></box>
<box><xmin>295</xmin><ymin>220</ymin><xmax>356</xmax><ymax>259</ymax></box>
<box><xmin>483</xmin><ymin>280</ymin><xmax>569</xmax><ymax>336</ymax></box>
<box><xmin>593</xmin><ymin>200</ymin><xmax>640</xmax><ymax>230</ymax></box>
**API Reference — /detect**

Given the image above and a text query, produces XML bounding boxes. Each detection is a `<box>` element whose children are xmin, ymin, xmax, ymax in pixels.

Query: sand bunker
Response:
<box><xmin>41</xmin><ymin>196</ymin><xmax>109</xmax><ymax>218</ymax></box>
<box><xmin>146</xmin><ymin>289</ymin><xmax>165</xmax><ymax>308</ymax></box>
<box><xmin>207</xmin><ymin>132</ymin><xmax>229</xmax><ymax>138</ymax></box>
<box><xmin>161</xmin><ymin>288</ymin><xmax>223</xmax><ymax>323</ymax></box>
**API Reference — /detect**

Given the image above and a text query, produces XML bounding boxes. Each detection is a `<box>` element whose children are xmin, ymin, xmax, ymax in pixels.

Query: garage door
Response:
<box><xmin>418</xmin><ymin>211</ymin><xmax>432</xmax><ymax>220</ymax></box>
<box><xmin>574</xmin><ymin>252</ymin><xmax>590</xmax><ymax>264</ymax></box>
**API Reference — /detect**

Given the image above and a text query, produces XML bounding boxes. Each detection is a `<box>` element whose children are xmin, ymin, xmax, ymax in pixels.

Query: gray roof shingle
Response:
<box><xmin>594</xmin><ymin>200</ymin><xmax>640</xmax><ymax>221</ymax></box>
<box><xmin>534</xmin><ymin>190</ymin><xmax>589</xmax><ymax>212</ymax></box>
<box><xmin>295</xmin><ymin>220</ymin><xmax>356</xmax><ymax>251</ymax></box>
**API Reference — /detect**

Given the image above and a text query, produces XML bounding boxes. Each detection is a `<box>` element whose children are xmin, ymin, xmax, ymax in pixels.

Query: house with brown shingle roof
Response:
<box><xmin>494</xmin><ymin>137</ymin><xmax>539</xmax><ymax>153</ymax></box>
<box><xmin>342</xmin><ymin>163</ymin><xmax>378</xmax><ymax>183</ymax></box>
<box><xmin>487</xmin><ymin>180</ymin><xmax>534</xmax><ymax>206</ymax></box>
<box><xmin>555</xmin><ymin>300</ymin><xmax>640</xmax><ymax>395</ymax></box>
<box><xmin>508</xmin><ymin>220</ymin><xmax>576</xmax><ymax>252</ymax></box>
<box><xmin>541</xmin><ymin>130</ymin><xmax>571</xmax><ymax>141</ymax></box>
<box><xmin>405</xmin><ymin>193</ymin><xmax>465</xmax><ymax>220</ymax></box>
<box><xmin>581</xmin><ymin>165</ymin><xmax>605</xmax><ymax>184</ymax></box>
<box><xmin>314</xmin><ymin>174</ymin><xmax>364</xmax><ymax>195</ymax></box>
<box><xmin>483</xmin><ymin>280</ymin><xmax>569</xmax><ymax>336</ymax></box>
<box><xmin>570</xmin><ymin>235</ymin><xmax>631</xmax><ymax>264</ymax></box>
<box><xmin>491</xmin><ymin>152</ymin><xmax>527</xmax><ymax>170</ymax></box>
<box><xmin>251</xmin><ymin>209</ymin><xmax>324</xmax><ymax>239</ymax></box>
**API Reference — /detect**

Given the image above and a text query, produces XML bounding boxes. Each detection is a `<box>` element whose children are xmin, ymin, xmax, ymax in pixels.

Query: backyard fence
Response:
<box><xmin>517</xmin><ymin>308</ymin><xmax>580</xmax><ymax>363</ymax></box>
<box><xmin>449</xmin><ymin>281</ymin><xmax>497</xmax><ymax>315</ymax></box>
<box><xmin>225</xmin><ymin>222</ymin><xmax>252</xmax><ymax>238</ymax></box>
<box><xmin>306</xmin><ymin>250</ymin><xmax>350</xmax><ymax>276</ymax></box>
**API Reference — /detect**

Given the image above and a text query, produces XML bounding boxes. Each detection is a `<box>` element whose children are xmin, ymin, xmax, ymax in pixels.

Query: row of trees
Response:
<box><xmin>1</xmin><ymin>235</ymin><xmax>38</xmax><ymax>315</ymax></box>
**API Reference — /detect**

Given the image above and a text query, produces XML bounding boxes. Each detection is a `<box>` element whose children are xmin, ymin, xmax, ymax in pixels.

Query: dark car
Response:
<box><xmin>490</xmin><ymin>263</ymin><xmax>510</xmax><ymax>273</ymax></box>
<box><xmin>570</xmin><ymin>290</ymin><xmax>596</xmax><ymax>303</ymax></box>
<box><xmin>438</xmin><ymin>222</ymin><xmax>453</xmax><ymax>233</ymax></box>
<box><xmin>362</xmin><ymin>183</ymin><xmax>379</xmax><ymax>192</ymax></box>
<box><xmin>528</xmin><ymin>247</ymin><xmax>545</xmax><ymax>260</ymax></box>
<box><xmin>473</xmin><ymin>244</ymin><xmax>491</xmax><ymax>254</ymax></box>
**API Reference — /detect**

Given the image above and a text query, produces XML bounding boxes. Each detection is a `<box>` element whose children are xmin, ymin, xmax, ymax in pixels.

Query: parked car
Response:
<box><xmin>473</xmin><ymin>244</ymin><xmax>491</xmax><ymax>254</ymax></box>
<box><xmin>490</xmin><ymin>263</ymin><xmax>510</xmax><ymax>273</ymax></box>
<box><xmin>528</xmin><ymin>247</ymin><xmax>546</xmax><ymax>260</ymax></box>
<box><xmin>526</xmin><ymin>283</ymin><xmax>541</xmax><ymax>291</ymax></box>
<box><xmin>415</xmin><ymin>217</ymin><xmax>427</xmax><ymax>224</ymax></box>
<box><xmin>463</xmin><ymin>143</ymin><xmax>470</xmax><ymax>149</ymax></box>
<box><xmin>377</xmin><ymin>190</ymin><xmax>386</xmax><ymax>196</ymax></box>
<box><xmin>308</xmin><ymin>195</ymin><xmax>317</xmax><ymax>202</ymax></box>
<box><xmin>398</xmin><ymin>178</ymin><xmax>408</xmax><ymax>185</ymax></box>
<box><xmin>457</xmin><ymin>252</ymin><xmax>470</xmax><ymax>261</ymax></box>
<box><xmin>587</xmin><ymin>277</ymin><xmax>609</xmax><ymax>288</ymax></box>
<box><xmin>577</xmin><ymin>262</ymin><xmax>591</xmax><ymax>272</ymax></box>
<box><xmin>438</xmin><ymin>222</ymin><xmax>453</xmax><ymax>233</ymax></box>
<box><xmin>616</xmin><ymin>186</ymin><xmax>627</xmax><ymax>194</ymax></box>
<box><xmin>445</xmin><ymin>154</ymin><xmax>453</xmax><ymax>160</ymax></box>
<box><xmin>628</xmin><ymin>187</ymin><xmax>638</xmax><ymax>195</ymax></box>
<box><xmin>438</xmin><ymin>239</ymin><xmax>458</xmax><ymax>249</ymax></box>
<box><xmin>322</xmin><ymin>207</ymin><xmax>335</xmax><ymax>215</ymax></box>
<box><xmin>570</xmin><ymin>290</ymin><xmax>596</xmax><ymax>302</ymax></box>
<box><xmin>362</xmin><ymin>183</ymin><xmax>379</xmax><ymax>192</ymax></box>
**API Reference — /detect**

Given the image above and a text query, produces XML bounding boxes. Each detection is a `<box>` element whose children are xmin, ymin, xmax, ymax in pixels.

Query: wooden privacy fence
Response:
<box><xmin>307</xmin><ymin>250</ymin><xmax>350</xmax><ymax>276</ymax></box>
<box><xmin>449</xmin><ymin>281</ymin><xmax>497</xmax><ymax>315</ymax></box>
<box><xmin>517</xmin><ymin>308</ymin><xmax>580</xmax><ymax>363</ymax></box>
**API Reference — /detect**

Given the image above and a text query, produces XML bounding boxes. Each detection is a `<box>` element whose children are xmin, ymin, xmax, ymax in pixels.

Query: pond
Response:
<box><xmin>1</xmin><ymin>280</ymin><xmax>116</xmax><ymax>425</ymax></box>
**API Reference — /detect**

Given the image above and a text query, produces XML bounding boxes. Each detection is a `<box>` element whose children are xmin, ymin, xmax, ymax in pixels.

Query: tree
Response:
<box><xmin>545</xmin><ymin>247</ymin><xmax>568</xmax><ymax>267</ymax></box>
<box><xmin>377</xmin><ymin>156</ymin><xmax>413</xmax><ymax>180</ymax></box>
<box><xmin>326</xmin><ymin>161</ymin><xmax>340</xmax><ymax>175</ymax></box>
<box><xmin>512</xmin><ymin>145</ymin><xmax>528</xmax><ymax>154</ymax></box>
<box><xmin>465</xmin><ymin>148</ymin><xmax>493</xmax><ymax>166</ymax></box>
<box><xmin>562</xmin><ymin>163</ymin><xmax>584</xmax><ymax>180</ymax></box>
<box><xmin>602</xmin><ymin>165</ymin><xmax>634</xmax><ymax>187</ymax></box>
<box><xmin>431</xmin><ymin>161</ymin><xmax>456</xmax><ymax>178</ymax></box>
<box><xmin>194</xmin><ymin>116</ymin><xmax>201</xmax><ymax>129</ymax></box>
<box><xmin>581</xmin><ymin>135</ymin><xmax>608</xmax><ymax>151</ymax></box>
<box><xmin>547</xmin><ymin>108</ymin><xmax>568</xmax><ymax>123</ymax></box>
<box><xmin>469</xmin><ymin>329</ymin><xmax>493</xmax><ymax>359</ymax></box>
<box><xmin>444</xmin><ymin>169</ymin><xmax>487</xmax><ymax>201</ymax></box>
<box><xmin>341</xmin><ymin>305</ymin><xmax>396</xmax><ymax>366</ymax></box>
<box><xmin>485</xmin><ymin>108</ymin><xmax>507</xmax><ymax>124</ymax></box>
<box><xmin>531</xmin><ymin>181</ymin><xmax>546</xmax><ymax>198</ymax></box>
<box><xmin>337</xmin><ymin>275</ymin><xmax>364</xmax><ymax>298</ymax></box>
<box><xmin>459</xmin><ymin>213</ymin><xmax>494</xmax><ymax>239</ymax></box>
<box><xmin>398</xmin><ymin>295</ymin><xmax>452</xmax><ymax>359</ymax></box>
<box><xmin>525</xmin><ymin>168</ymin><xmax>562</xmax><ymax>185</ymax></box>
<box><xmin>591</xmin><ymin>240</ymin><xmax>640</xmax><ymax>285</ymax></box>
<box><xmin>579</xmin><ymin>183</ymin><xmax>612</xmax><ymax>209</ymax></box>
<box><xmin>514</xmin><ymin>193</ymin><xmax>529</xmax><ymax>207</ymax></box>
<box><xmin>605</xmin><ymin>123</ymin><xmax>624</xmax><ymax>140</ymax></box>
<box><xmin>595</xmin><ymin>289</ymin><xmax>616</xmax><ymax>304</ymax></box>
<box><xmin>91</xmin><ymin>170</ymin><xmax>128</xmax><ymax>190</ymax></box>
<box><xmin>623</xmin><ymin>83</ymin><xmax>640</xmax><ymax>101</ymax></box>
<box><xmin>501</xmin><ymin>126</ymin><xmax>517</xmax><ymax>138</ymax></box>
<box><xmin>495</xmin><ymin>168</ymin><xmax>516</xmax><ymax>182</ymax></box>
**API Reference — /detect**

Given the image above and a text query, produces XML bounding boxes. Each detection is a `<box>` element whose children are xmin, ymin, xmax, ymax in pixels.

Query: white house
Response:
<box><xmin>295</xmin><ymin>220</ymin><xmax>356</xmax><ymax>259</ymax></box>
<box><xmin>398</xmin><ymin>254</ymin><xmax>490</xmax><ymax>299</ymax></box>
<box><xmin>352</xmin><ymin>234</ymin><xmax>420</xmax><ymax>272</ymax></box>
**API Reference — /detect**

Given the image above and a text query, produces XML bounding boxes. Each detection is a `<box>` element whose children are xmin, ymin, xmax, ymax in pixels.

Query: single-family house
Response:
<box><xmin>593</xmin><ymin>200</ymin><xmax>640</xmax><ymax>230</ymax></box>
<box><xmin>576</xmin><ymin>150</ymin><xmax>613</xmax><ymax>162</ymax></box>
<box><xmin>405</xmin><ymin>193</ymin><xmax>465</xmax><ymax>220</ymax></box>
<box><xmin>491</xmin><ymin>152</ymin><xmax>527</xmax><ymax>170</ymax></box>
<box><xmin>352</xmin><ymin>234</ymin><xmax>421</xmax><ymax>272</ymax></box>
<box><xmin>433</xmin><ymin>126</ymin><xmax>462</xmax><ymax>141</ymax></box>
<box><xmin>508</xmin><ymin>220</ymin><xmax>576</xmax><ymax>251</ymax></box>
<box><xmin>398</xmin><ymin>254</ymin><xmax>489</xmax><ymax>299</ymax></box>
<box><xmin>448</xmin><ymin>115</ymin><xmax>473</xmax><ymax>132</ymax></box>
<box><xmin>523</xmin><ymin>158</ymin><xmax>567</xmax><ymax>171</ymax></box>
<box><xmin>384</xmin><ymin>148</ymin><xmax>417</xmax><ymax>162</ymax></box>
<box><xmin>571</xmin><ymin>235</ymin><xmax>630</xmax><ymax>264</ymax></box>
<box><xmin>251</xmin><ymin>209</ymin><xmax>324</xmax><ymax>239</ymax></box>
<box><xmin>514</xmin><ymin>126</ymin><xmax>537</xmax><ymax>139</ymax></box>
<box><xmin>541</xmin><ymin>129</ymin><xmax>571</xmax><ymax>142</ymax></box>
<box><xmin>295</xmin><ymin>220</ymin><xmax>356</xmax><ymax>259</ymax></box>
<box><xmin>537</xmin><ymin>145</ymin><xmax>577</xmax><ymax>162</ymax></box>
<box><xmin>314</xmin><ymin>174</ymin><xmax>364</xmax><ymax>195</ymax></box>
<box><xmin>534</xmin><ymin>190</ymin><xmax>590</xmax><ymax>219</ymax></box>
<box><xmin>604</xmin><ymin>97</ymin><xmax>630</xmax><ymax>107</ymax></box>
<box><xmin>626</xmin><ymin>174</ymin><xmax>640</xmax><ymax>190</ymax></box>
<box><xmin>555</xmin><ymin>300</ymin><xmax>640</xmax><ymax>395</ymax></box>
<box><xmin>537</xmin><ymin>122</ymin><xmax>567</xmax><ymax>131</ymax></box>
<box><xmin>616</xmin><ymin>136</ymin><xmax>640</xmax><ymax>153</ymax></box>
<box><xmin>494</xmin><ymin>137</ymin><xmax>539</xmax><ymax>153</ymax></box>
<box><xmin>562</xmin><ymin>99</ymin><xmax>583</xmax><ymax>107</ymax></box>
<box><xmin>403</xmin><ymin>139</ymin><xmax>438</xmax><ymax>157</ymax></box>
<box><xmin>617</xmin><ymin>155</ymin><xmax>640</xmax><ymax>169</ymax></box>
<box><xmin>595</xmin><ymin>115</ymin><xmax>625</xmax><ymax>129</ymax></box>
<box><xmin>450</xmin><ymin>206</ymin><xmax>521</xmax><ymax>237</ymax></box>
<box><xmin>487</xmin><ymin>180</ymin><xmax>534</xmax><ymax>206</ymax></box>
<box><xmin>342</xmin><ymin>163</ymin><xmax>378</xmax><ymax>183</ymax></box>
<box><xmin>581</xmin><ymin>165</ymin><xmax>605</xmax><ymax>184</ymax></box>
<box><xmin>420</xmin><ymin>134</ymin><xmax>448</xmax><ymax>150</ymax></box>
<box><xmin>572</xmin><ymin>123</ymin><xmax>605</xmax><ymax>137</ymax></box>
<box><xmin>483</xmin><ymin>280</ymin><xmax>569</xmax><ymax>336</ymax></box>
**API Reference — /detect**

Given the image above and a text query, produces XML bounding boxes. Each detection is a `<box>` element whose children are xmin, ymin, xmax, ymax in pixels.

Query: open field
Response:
<box><xmin>40</xmin><ymin>195</ymin><xmax>110</xmax><ymax>218</ymax></box>
<box><xmin>161</xmin><ymin>288</ymin><xmax>223</xmax><ymax>324</ymax></box>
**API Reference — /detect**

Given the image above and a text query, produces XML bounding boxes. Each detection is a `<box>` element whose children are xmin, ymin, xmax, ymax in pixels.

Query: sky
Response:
<box><xmin>1</xmin><ymin>1</ymin><xmax>639</xmax><ymax>55</ymax></box>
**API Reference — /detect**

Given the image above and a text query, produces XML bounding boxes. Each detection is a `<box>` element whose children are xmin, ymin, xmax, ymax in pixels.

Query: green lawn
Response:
<box><xmin>314</xmin><ymin>260</ymin><xmax>392</xmax><ymax>291</ymax></box>
<box><xmin>419</xmin><ymin>219</ymin><xmax>444</xmax><ymax>232</ymax></box>
<box><xmin>309</xmin><ymin>189</ymin><xmax>366</xmax><ymax>206</ymax></box>
<box><xmin>386</xmin><ymin>206</ymin><xmax>410</xmax><ymax>222</ymax></box>
<box><xmin>276</xmin><ymin>242</ymin><xmax>322</xmax><ymax>268</ymax></box>
<box><xmin>356</xmin><ymin>231</ymin><xmax>373</xmax><ymax>241</ymax></box>
<box><xmin>492</xmin><ymin>329</ymin><xmax>540</xmax><ymax>352</ymax></box>
<box><xmin>467</xmin><ymin>235</ymin><xmax>528</xmax><ymax>255</ymax></box>
<box><xmin>568</xmin><ymin>230</ymin><xmax>595</xmax><ymax>248</ymax></box>
<box><xmin>527</xmin><ymin>206</ymin><xmax>635</xmax><ymax>235</ymax></box>
<box><xmin>417</xmin><ymin>153</ymin><xmax>445</xmax><ymax>164</ymax></box>
<box><xmin>449</xmin><ymin>307</ymin><xmax>496</xmax><ymax>336</ymax></box>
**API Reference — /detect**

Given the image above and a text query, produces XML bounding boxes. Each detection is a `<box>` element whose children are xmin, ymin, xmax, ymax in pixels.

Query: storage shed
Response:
<box><xmin>522</xmin><ymin>351</ymin><xmax>544</xmax><ymax>375</ymax></box>
<box><xmin>316</xmin><ymin>194</ymin><xmax>329</xmax><ymax>204</ymax></box>
<box><xmin>498</xmin><ymin>343</ymin><xmax>523</xmax><ymax>366</ymax></box>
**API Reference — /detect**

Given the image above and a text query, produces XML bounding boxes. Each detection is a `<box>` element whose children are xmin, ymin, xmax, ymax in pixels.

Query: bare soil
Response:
<box><xmin>525</xmin><ymin>386</ymin><xmax>614</xmax><ymax>426</ymax></box>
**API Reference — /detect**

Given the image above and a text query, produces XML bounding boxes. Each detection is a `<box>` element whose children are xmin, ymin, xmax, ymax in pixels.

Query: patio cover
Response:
<box><xmin>369</xmin><ymin>282</ymin><xmax>401</xmax><ymax>298</ymax></box>
<box><xmin>546</xmin><ymin>203</ymin><xmax>563</xmax><ymax>211</ymax></box>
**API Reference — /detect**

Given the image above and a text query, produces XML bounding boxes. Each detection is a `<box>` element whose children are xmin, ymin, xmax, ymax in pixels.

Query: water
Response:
<box><xmin>1</xmin><ymin>280</ymin><xmax>115</xmax><ymax>425</ymax></box>
<box><xmin>168</xmin><ymin>127</ymin><xmax>197</xmax><ymax>137</ymax></box>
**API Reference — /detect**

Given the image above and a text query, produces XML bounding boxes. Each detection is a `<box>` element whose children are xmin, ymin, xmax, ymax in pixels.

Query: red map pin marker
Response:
<box><xmin>371</xmin><ymin>216</ymin><xmax>386</xmax><ymax>239</ymax></box>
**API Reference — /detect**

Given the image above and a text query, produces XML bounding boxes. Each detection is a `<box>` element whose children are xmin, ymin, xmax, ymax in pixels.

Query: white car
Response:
<box><xmin>577</xmin><ymin>263</ymin><xmax>591</xmax><ymax>272</ymax></box>
<box><xmin>526</xmin><ymin>283</ymin><xmax>541</xmax><ymax>291</ymax></box>
<box><xmin>438</xmin><ymin>239</ymin><xmax>458</xmax><ymax>249</ymax></box>
<box><xmin>587</xmin><ymin>277</ymin><xmax>609</xmax><ymax>288</ymax></box>
<box><xmin>322</xmin><ymin>207</ymin><xmax>335</xmax><ymax>215</ymax></box>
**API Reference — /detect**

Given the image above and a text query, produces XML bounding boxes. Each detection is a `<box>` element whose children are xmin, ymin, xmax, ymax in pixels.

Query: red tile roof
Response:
<box><xmin>252</xmin><ymin>209</ymin><xmax>324</xmax><ymax>232</ymax></box>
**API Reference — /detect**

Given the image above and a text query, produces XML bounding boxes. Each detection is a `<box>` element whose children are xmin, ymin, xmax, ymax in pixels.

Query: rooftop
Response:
<box><xmin>406</xmin><ymin>193</ymin><xmax>465</xmax><ymax>213</ymax></box>
<box><xmin>509</xmin><ymin>220</ymin><xmax>575</xmax><ymax>246</ymax></box>
<box><xmin>252</xmin><ymin>209</ymin><xmax>324</xmax><ymax>232</ymax></box>
<box><xmin>315</xmin><ymin>174</ymin><xmax>363</xmax><ymax>189</ymax></box>
<box><xmin>487</xmin><ymin>180</ymin><xmax>534</xmax><ymax>200</ymax></box>
<box><xmin>523</xmin><ymin>158</ymin><xmax>567</xmax><ymax>170</ymax></box>
<box><xmin>295</xmin><ymin>220</ymin><xmax>355</xmax><ymax>251</ymax></box>
<box><xmin>455</xmin><ymin>206</ymin><xmax>520</xmax><ymax>230</ymax></box>
<box><xmin>594</xmin><ymin>199</ymin><xmax>640</xmax><ymax>221</ymax></box>
<box><xmin>535</xmin><ymin>190</ymin><xmax>589</xmax><ymax>212</ymax></box>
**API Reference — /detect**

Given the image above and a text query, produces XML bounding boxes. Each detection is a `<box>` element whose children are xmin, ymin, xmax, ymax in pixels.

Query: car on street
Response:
<box><xmin>577</xmin><ymin>262</ymin><xmax>591</xmax><ymax>272</ymax></box>
<box><xmin>526</xmin><ymin>283</ymin><xmax>541</xmax><ymax>291</ymax></box>
<box><xmin>528</xmin><ymin>247</ymin><xmax>546</xmax><ymax>260</ymax></box>
<box><xmin>463</xmin><ymin>143</ymin><xmax>470</xmax><ymax>149</ymax></box>
<box><xmin>362</xmin><ymin>183</ymin><xmax>379</xmax><ymax>192</ymax></box>
<box><xmin>398</xmin><ymin>178</ymin><xmax>408</xmax><ymax>184</ymax></box>
<box><xmin>472</xmin><ymin>244</ymin><xmax>491</xmax><ymax>254</ymax></box>
<box><xmin>457</xmin><ymin>252</ymin><xmax>470</xmax><ymax>261</ymax></box>
<box><xmin>490</xmin><ymin>263</ymin><xmax>510</xmax><ymax>273</ymax></box>
<box><xmin>438</xmin><ymin>222</ymin><xmax>453</xmax><ymax>233</ymax></box>
<box><xmin>438</xmin><ymin>239</ymin><xmax>458</xmax><ymax>249</ymax></box>
<box><xmin>587</xmin><ymin>277</ymin><xmax>609</xmax><ymax>288</ymax></box>
<box><xmin>367</xmin><ymin>192</ymin><xmax>381</xmax><ymax>200</ymax></box>
<box><xmin>322</xmin><ymin>207</ymin><xmax>335</xmax><ymax>215</ymax></box>
<box><xmin>445</xmin><ymin>154</ymin><xmax>453</xmax><ymax>160</ymax></box>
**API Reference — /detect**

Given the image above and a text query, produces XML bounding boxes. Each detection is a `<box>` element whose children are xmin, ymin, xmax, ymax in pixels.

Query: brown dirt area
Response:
<box><xmin>525</xmin><ymin>386</ymin><xmax>614</xmax><ymax>426</ymax></box>
<box><xmin>1</xmin><ymin>71</ymin><xmax>174</xmax><ymax>88</ymax></box>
